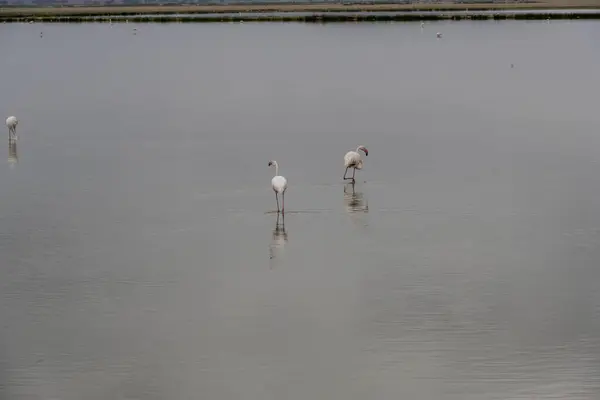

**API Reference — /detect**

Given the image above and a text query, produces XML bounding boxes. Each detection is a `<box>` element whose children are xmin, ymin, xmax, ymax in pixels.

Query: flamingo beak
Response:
<box><xmin>268</xmin><ymin>161</ymin><xmax>273</xmax><ymax>166</ymax></box>
<box><xmin>364</xmin><ymin>148</ymin><xmax>369</xmax><ymax>156</ymax></box>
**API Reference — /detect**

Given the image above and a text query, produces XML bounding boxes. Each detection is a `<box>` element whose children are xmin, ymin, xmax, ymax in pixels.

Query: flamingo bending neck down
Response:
<box><xmin>343</xmin><ymin>145</ymin><xmax>369</xmax><ymax>182</ymax></box>
<box><xmin>268</xmin><ymin>160</ymin><xmax>288</xmax><ymax>213</ymax></box>
<box><xmin>6</xmin><ymin>116</ymin><xmax>18</xmax><ymax>141</ymax></box>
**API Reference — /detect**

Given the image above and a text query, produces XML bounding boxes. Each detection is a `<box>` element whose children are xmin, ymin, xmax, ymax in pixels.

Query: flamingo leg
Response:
<box><xmin>275</xmin><ymin>192</ymin><xmax>280</xmax><ymax>213</ymax></box>
<box><xmin>282</xmin><ymin>192</ymin><xmax>285</xmax><ymax>214</ymax></box>
<box><xmin>343</xmin><ymin>167</ymin><xmax>351</xmax><ymax>180</ymax></box>
<box><xmin>352</xmin><ymin>168</ymin><xmax>356</xmax><ymax>182</ymax></box>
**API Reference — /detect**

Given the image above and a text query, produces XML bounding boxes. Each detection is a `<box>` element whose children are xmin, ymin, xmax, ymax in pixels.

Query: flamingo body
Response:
<box><xmin>271</xmin><ymin>175</ymin><xmax>287</xmax><ymax>194</ymax></box>
<box><xmin>344</xmin><ymin>151</ymin><xmax>364</xmax><ymax>170</ymax></box>
<box><xmin>6</xmin><ymin>116</ymin><xmax>18</xmax><ymax>140</ymax></box>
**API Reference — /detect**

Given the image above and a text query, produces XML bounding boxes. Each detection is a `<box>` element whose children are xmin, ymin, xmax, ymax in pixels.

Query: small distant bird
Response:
<box><xmin>421</xmin><ymin>22</ymin><xmax>424</xmax><ymax>28</ymax></box>
<box><xmin>343</xmin><ymin>145</ymin><xmax>369</xmax><ymax>182</ymax></box>
<box><xmin>437</xmin><ymin>32</ymin><xmax>443</xmax><ymax>38</ymax></box>
<box><xmin>6</xmin><ymin>116</ymin><xmax>18</xmax><ymax>140</ymax></box>
<box><xmin>268</xmin><ymin>160</ymin><xmax>288</xmax><ymax>213</ymax></box>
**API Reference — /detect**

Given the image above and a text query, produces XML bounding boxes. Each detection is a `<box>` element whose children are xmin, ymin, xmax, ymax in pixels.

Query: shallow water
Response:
<box><xmin>1</xmin><ymin>20</ymin><xmax>600</xmax><ymax>399</ymax></box>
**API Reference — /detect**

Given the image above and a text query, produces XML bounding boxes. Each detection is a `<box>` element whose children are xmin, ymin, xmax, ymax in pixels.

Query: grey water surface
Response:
<box><xmin>1</xmin><ymin>20</ymin><xmax>600</xmax><ymax>400</ymax></box>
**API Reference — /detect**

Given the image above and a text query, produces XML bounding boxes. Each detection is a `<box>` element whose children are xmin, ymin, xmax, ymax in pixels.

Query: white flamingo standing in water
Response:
<box><xmin>343</xmin><ymin>145</ymin><xmax>369</xmax><ymax>182</ymax></box>
<box><xmin>6</xmin><ymin>116</ymin><xmax>18</xmax><ymax>140</ymax></box>
<box><xmin>268</xmin><ymin>160</ymin><xmax>287</xmax><ymax>213</ymax></box>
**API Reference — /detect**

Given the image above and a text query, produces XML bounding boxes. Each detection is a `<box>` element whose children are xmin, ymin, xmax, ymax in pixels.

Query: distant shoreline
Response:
<box><xmin>2</xmin><ymin>2</ymin><xmax>600</xmax><ymax>22</ymax></box>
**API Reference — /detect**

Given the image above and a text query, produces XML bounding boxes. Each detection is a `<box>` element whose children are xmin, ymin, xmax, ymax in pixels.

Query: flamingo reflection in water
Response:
<box><xmin>8</xmin><ymin>139</ymin><xmax>17</xmax><ymax>168</ymax></box>
<box><xmin>344</xmin><ymin>182</ymin><xmax>368</xmax><ymax>213</ymax></box>
<box><xmin>269</xmin><ymin>213</ymin><xmax>288</xmax><ymax>264</ymax></box>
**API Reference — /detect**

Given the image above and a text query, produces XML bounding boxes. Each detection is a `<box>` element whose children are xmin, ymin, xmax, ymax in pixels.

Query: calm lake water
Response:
<box><xmin>1</xmin><ymin>20</ymin><xmax>600</xmax><ymax>400</ymax></box>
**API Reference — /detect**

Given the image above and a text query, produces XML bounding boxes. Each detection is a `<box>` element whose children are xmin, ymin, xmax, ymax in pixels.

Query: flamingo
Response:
<box><xmin>268</xmin><ymin>160</ymin><xmax>288</xmax><ymax>213</ymax></box>
<box><xmin>6</xmin><ymin>116</ymin><xmax>18</xmax><ymax>141</ymax></box>
<box><xmin>437</xmin><ymin>32</ymin><xmax>443</xmax><ymax>38</ymax></box>
<box><xmin>343</xmin><ymin>145</ymin><xmax>369</xmax><ymax>182</ymax></box>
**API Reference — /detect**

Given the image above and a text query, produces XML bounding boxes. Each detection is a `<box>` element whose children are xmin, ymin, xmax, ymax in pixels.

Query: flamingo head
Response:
<box><xmin>268</xmin><ymin>161</ymin><xmax>274</xmax><ymax>167</ymax></box>
<box><xmin>358</xmin><ymin>146</ymin><xmax>368</xmax><ymax>156</ymax></box>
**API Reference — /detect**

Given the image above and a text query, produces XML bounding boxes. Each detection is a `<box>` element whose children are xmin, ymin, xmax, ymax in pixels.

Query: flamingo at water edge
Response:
<box><xmin>6</xmin><ymin>116</ymin><xmax>18</xmax><ymax>141</ymax></box>
<box><xmin>268</xmin><ymin>160</ymin><xmax>288</xmax><ymax>213</ymax></box>
<box><xmin>343</xmin><ymin>145</ymin><xmax>369</xmax><ymax>182</ymax></box>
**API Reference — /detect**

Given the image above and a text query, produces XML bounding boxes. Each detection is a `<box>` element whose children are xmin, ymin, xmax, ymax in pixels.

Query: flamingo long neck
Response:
<box><xmin>356</xmin><ymin>146</ymin><xmax>363</xmax><ymax>154</ymax></box>
<box><xmin>273</xmin><ymin>161</ymin><xmax>279</xmax><ymax>176</ymax></box>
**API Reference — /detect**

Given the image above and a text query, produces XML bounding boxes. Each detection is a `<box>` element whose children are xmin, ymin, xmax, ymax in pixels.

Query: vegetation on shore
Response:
<box><xmin>0</xmin><ymin>1</ymin><xmax>599</xmax><ymax>22</ymax></box>
<box><xmin>2</xmin><ymin>13</ymin><xmax>598</xmax><ymax>23</ymax></box>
